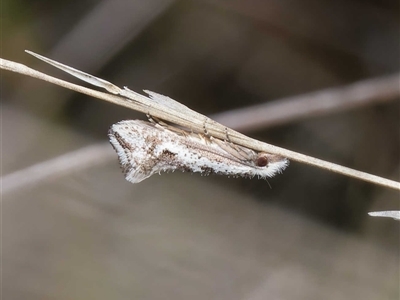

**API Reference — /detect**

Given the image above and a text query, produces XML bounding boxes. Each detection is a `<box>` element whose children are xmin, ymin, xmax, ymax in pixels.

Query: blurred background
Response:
<box><xmin>2</xmin><ymin>0</ymin><xmax>399</xmax><ymax>299</ymax></box>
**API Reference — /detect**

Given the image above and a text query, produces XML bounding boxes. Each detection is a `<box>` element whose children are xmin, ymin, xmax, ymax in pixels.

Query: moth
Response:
<box><xmin>23</xmin><ymin>50</ymin><xmax>289</xmax><ymax>184</ymax></box>
<box><xmin>108</xmin><ymin>119</ymin><xmax>288</xmax><ymax>183</ymax></box>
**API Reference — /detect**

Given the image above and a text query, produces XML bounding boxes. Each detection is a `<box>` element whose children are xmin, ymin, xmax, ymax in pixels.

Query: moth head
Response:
<box><xmin>255</xmin><ymin>152</ymin><xmax>289</xmax><ymax>176</ymax></box>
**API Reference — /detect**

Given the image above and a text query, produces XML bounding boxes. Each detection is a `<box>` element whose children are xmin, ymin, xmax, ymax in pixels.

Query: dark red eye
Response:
<box><xmin>256</xmin><ymin>156</ymin><xmax>268</xmax><ymax>167</ymax></box>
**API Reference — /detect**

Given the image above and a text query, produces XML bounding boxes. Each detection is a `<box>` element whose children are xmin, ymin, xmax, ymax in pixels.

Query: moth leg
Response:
<box><xmin>202</xmin><ymin>118</ymin><xmax>210</xmax><ymax>137</ymax></box>
<box><xmin>203</xmin><ymin>120</ymin><xmax>254</xmax><ymax>160</ymax></box>
<box><xmin>147</xmin><ymin>113</ymin><xmax>189</xmax><ymax>136</ymax></box>
<box><xmin>223</xmin><ymin>127</ymin><xmax>255</xmax><ymax>161</ymax></box>
<box><xmin>167</xmin><ymin>125</ymin><xmax>190</xmax><ymax>136</ymax></box>
<box><xmin>210</xmin><ymin>136</ymin><xmax>253</xmax><ymax>162</ymax></box>
<box><xmin>196</xmin><ymin>119</ymin><xmax>213</xmax><ymax>144</ymax></box>
<box><xmin>146</xmin><ymin>113</ymin><xmax>167</xmax><ymax>127</ymax></box>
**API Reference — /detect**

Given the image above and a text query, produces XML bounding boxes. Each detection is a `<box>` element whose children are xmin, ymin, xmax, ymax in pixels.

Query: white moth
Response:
<box><xmin>108</xmin><ymin>120</ymin><xmax>289</xmax><ymax>183</ymax></box>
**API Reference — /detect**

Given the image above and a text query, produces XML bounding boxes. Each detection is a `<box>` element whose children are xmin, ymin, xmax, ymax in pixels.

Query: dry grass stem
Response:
<box><xmin>1</xmin><ymin>143</ymin><xmax>113</xmax><ymax>195</ymax></box>
<box><xmin>212</xmin><ymin>74</ymin><xmax>400</xmax><ymax>131</ymax></box>
<box><xmin>368</xmin><ymin>211</ymin><xmax>400</xmax><ymax>221</ymax></box>
<box><xmin>1</xmin><ymin>53</ymin><xmax>399</xmax><ymax>191</ymax></box>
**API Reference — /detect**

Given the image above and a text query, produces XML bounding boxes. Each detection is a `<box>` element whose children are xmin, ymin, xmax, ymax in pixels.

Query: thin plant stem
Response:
<box><xmin>1</xmin><ymin>54</ymin><xmax>399</xmax><ymax>191</ymax></box>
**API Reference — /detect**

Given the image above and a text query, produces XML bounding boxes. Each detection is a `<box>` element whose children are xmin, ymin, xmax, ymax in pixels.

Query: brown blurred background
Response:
<box><xmin>2</xmin><ymin>0</ymin><xmax>399</xmax><ymax>299</ymax></box>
